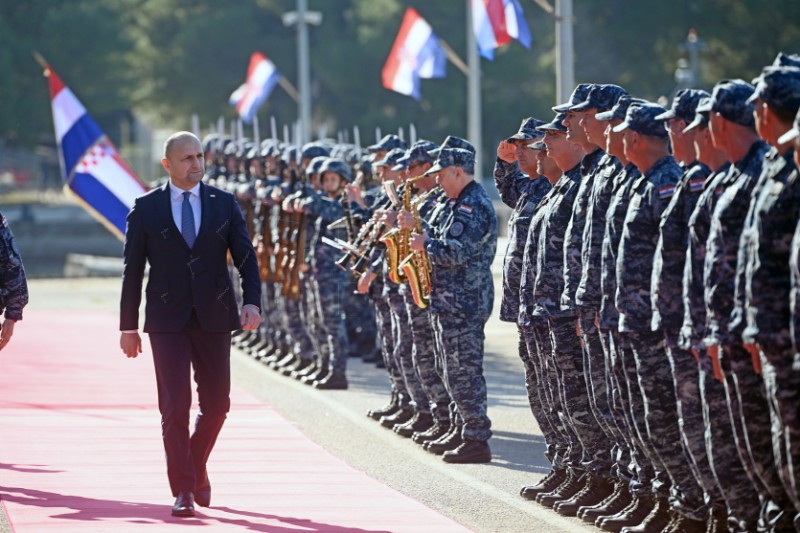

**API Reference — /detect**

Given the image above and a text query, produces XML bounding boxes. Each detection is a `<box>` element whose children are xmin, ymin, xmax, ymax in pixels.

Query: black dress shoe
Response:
<box><xmin>171</xmin><ymin>491</ymin><xmax>195</xmax><ymax>517</ymax></box>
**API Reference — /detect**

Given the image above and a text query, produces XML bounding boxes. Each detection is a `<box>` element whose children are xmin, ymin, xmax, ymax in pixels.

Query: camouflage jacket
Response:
<box><xmin>616</xmin><ymin>156</ymin><xmax>681</xmax><ymax>333</ymax></box>
<box><xmin>426</xmin><ymin>180</ymin><xmax>497</xmax><ymax>320</ymax></box>
<box><xmin>576</xmin><ymin>153</ymin><xmax>622</xmax><ymax>310</ymax></box>
<box><xmin>678</xmin><ymin>166</ymin><xmax>730</xmax><ymax>349</ymax></box>
<box><xmin>790</xmin><ymin>216</ymin><xmax>800</xmax><ymax>355</ymax></box>
<box><xmin>651</xmin><ymin>162</ymin><xmax>709</xmax><ymax>332</ymax></box>
<box><xmin>300</xmin><ymin>189</ymin><xmax>347</xmax><ymax>281</ymax></box>
<box><xmin>561</xmin><ymin>148</ymin><xmax>603</xmax><ymax>312</ymax></box>
<box><xmin>703</xmin><ymin>140</ymin><xmax>769</xmax><ymax>346</ymax></box>
<box><xmin>599</xmin><ymin>164</ymin><xmax>640</xmax><ymax>330</ymax></box>
<box><xmin>742</xmin><ymin>148</ymin><xmax>799</xmax><ymax>347</ymax></box>
<box><xmin>532</xmin><ymin>164</ymin><xmax>582</xmax><ymax>318</ymax></box>
<box><xmin>493</xmin><ymin>158</ymin><xmax>552</xmax><ymax>322</ymax></box>
<box><xmin>0</xmin><ymin>213</ymin><xmax>28</xmax><ymax>321</ymax></box>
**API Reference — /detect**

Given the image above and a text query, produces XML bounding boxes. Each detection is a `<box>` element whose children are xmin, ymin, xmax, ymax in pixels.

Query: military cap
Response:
<box><xmin>424</xmin><ymin>148</ymin><xmax>475</xmax><ymax>175</ymax></box>
<box><xmin>683</xmin><ymin>96</ymin><xmax>712</xmax><ymax>133</ymax></box>
<box><xmin>747</xmin><ymin>66</ymin><xmax>800</xmax><ymax>111</ymax></box>
<box><xmin>553</xmin><ymin>83</ymin><xmax>594</xmax><ymax>113</ymax></box>
<box><xmin>612</xmin><ymin>102</ymin><xmax>670</xmax><ymax>138</ymax></box>
<box><xmin>319</xmin><ymin>158</ymin><xmax>353</xmax><ymax>183</ymax></box>
<box><xmin>202</xmin><ymin>133</ymin><xmax>220</xmax><ymax>153</ymax></box>
<box><xmin>223</xmin><ymin>141</ymin><xmax>239</xmax><ymax>157</ymax></box>
<box><xmin>301</xmin><ymin>142</ymin><xmax>331</xmax><ymax>160</ymax></box>
<box><xmin>281</xmin><ymin>145</ymin><xmax>298</xmax><ymax>163</ymax></box>
<box><xmin>306</xmin><ymin>156</ymin><xmax>328</xmax><ymax>176</ymax></box>
<box><xmin>366</xmin><ymin>134</ymin><xmax>407</xmax><ymax>153</ymax></box>
<box><xmin>536</xmin><ymin>113</ymin><xmax>568</xmax><ymax>133</ymax></box>
<box><xmin>506</xmin><ymin>118</ymin><xmax>545</xmax><ymax>142</ymax></box>
<box><xmin>570</xmin><ymin>84</ymin><xmax>629</xmax><ymax>113</ymax></box>
<box><xmin>655</xmin><ymin>89</ymin><xmax>710</xmax><ymax>122</ymax></box>
<box><xmin>373</xmin><ymin>147</ymin><xmax>406</xmax><ymax>168</ymax></box>
<box><xmin>777</xmin><ymin>106</ymin><xmax>800</xmax><ymax>145</ymax></box>
<box><xmin>696</xmin><ymin>79</ymin><xmax>756</xmax><ymax>128</ymax></box>
<box><xmin>245</xmin><ymin>145</ymin><xmax>261</xmax><ymax>161</ymax></box>
<box><xmin>526</xmin><ymin>139</ymin><xmax>547</xmax><ymax>150</ymax></box>
<box><xmin>395</xmin><ymin>139</ymin><xmax>438</xmax><ymax>169</ymax></box>
<box><xmin>430</xmin><ymin>135</ymin><xmax>476</xmax><ymax>158</ymax></box>
<box><xmin>772</xmin><ymin>52</ymin><xmax>800</xmax><ymax>69</ymax></box>
<box><xmin>596</xmin><ymin>96</ymin><xmax>647</xmax><ymax>122</ymax></box>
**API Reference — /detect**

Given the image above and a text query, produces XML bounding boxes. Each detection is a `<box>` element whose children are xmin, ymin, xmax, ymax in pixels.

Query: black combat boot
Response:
<box><xmin>554</xmin><ymin>474</ymin><xmax>616</xmax><ymax>516</ymax></box>
<box><xmin>412</xmin><ymin>421</ymin><xmax>450</xmax><ymax>444</ymax></box>
<box><xmin>313</xmin><ymin>372</ymin><xmax>348</xmax><ymax>390</ymax></box>
<box><xmin>520</xmin><ymin>468</ymin><xmax>567</xmax><ymax>500</ymax></box>
<box><xmin>394</xmin><ymin>412</ymin><xmax>434</xmax><ymax>438</ymax></box>
<box><xmin>442</xmin><ymin>440</ymin><xmax>491</xmax><ymax>464</ymax></box>
<box><xmin>426</xmin><ymin>425</ymin><xmax>463</xmax><ymax>455</ymax></box>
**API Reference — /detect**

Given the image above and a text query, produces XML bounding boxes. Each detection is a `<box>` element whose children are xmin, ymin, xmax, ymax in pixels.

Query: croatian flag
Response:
<box><xmin>47</xmin><ymin>66</ymin><xmax>147</xmax><ymax>240</ymax></box>
<box><xmin>381</xmin><ymin>8</ymin><xmax>447</xmax><ymax>101</ymax></box>
<box><xmin>471</xmin><ymin>0</ymin><xmax>532</xmax><ymax>60</ymax></box>
<box><xmin>229</xmin><ymin>52</ymin><xmax>281</xmax><ymax>124</ymax></box>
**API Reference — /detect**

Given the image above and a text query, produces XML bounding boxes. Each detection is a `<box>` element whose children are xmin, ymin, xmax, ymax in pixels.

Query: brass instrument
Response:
<box><xmin>399</xmin><ymin>186</ymin><xmax>437</xmax><ymax>308</ymax></box>
<box><xmin>380</xmin><ymin>179</ymin><xmax>413</xmax><ymax>284</ymax></box>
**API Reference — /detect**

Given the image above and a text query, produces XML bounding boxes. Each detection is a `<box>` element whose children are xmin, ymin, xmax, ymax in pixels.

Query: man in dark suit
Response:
<box><xmin>119</xmin><ymin>131</ymin><xmax>261</xmax><ymax>517</ymax></box>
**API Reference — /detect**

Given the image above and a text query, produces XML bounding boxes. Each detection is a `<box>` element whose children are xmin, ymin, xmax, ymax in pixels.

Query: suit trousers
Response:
<box><xmin>149</xmin><ymin>312</ymin><xmax>232</xmax><ymax>496</ymax></box>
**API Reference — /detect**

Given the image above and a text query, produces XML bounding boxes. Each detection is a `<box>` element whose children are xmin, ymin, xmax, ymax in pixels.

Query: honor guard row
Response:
<box><xmin>498</xmin><ymin>52</ymin><xmax>800</xmax><ymax>533</ymax></box>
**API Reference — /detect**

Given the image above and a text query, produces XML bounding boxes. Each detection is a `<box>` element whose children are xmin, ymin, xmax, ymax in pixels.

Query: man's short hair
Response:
<box><xmin>164</xmin><ymin>131</ymin><xmax>201</xmax><ymax>159</ymax></box>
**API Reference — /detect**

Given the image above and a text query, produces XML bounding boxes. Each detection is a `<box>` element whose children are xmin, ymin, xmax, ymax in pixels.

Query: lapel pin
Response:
<box><xmin>210</xmin><ymin>194</ymin><xmax>216</xmax><ymax>198</ymax></box>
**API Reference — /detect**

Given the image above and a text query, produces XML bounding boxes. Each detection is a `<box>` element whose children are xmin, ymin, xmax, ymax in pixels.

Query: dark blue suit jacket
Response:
<box><xmin>120</xmin><ymin>182</ymin><xmax>261</xmax><ymax>333</ymax></box>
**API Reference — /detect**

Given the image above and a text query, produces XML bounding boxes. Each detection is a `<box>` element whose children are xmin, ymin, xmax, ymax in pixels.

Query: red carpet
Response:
<box><xmin>0</xmin><ymin>310</ymin><xmax>470</xmax><ymax>532</ymax></box>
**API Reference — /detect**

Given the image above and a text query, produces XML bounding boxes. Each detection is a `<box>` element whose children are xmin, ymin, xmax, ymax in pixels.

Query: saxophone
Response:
<box><xmin>399</xmin><ymin>186</ymin><xmax>438</xmax><ymax>309</ymax></box>
<box><xmin>380</xmin><ymin>180</ymin><xmax>413</xmax><ymax>284</ymax></box>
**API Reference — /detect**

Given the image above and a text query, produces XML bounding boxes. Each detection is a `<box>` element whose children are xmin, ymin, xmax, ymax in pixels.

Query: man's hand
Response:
<box><xmin>346</xmin><ymin>183</ymin><xmax>365</xmax><ymax>208</ymax></box>
<box><xmin>240</xmin><ymin>304</ymin><xmax>262</xmax><ymax>331</ymax></box>
<box><xmin>397</xmin><ymin>210</ymin><xmax>414</xmax><ymax>230</ymax></box>
<box><xmin>357</xmin><ymin>270</ymin><xmax>377</xmax><ymax>294</ymax></box>
<box><xmin>497</xmin><ymin>140</ymin><xmax>517</xmax><ymax>163</ymax></box>
<box><xmin>120</xmin><ymin>332</ymin><xmax>142</xmax><ymax>359</ymax></box>
<box><xmin>0</xmin><ymin>319</ymin><xmax>16</xmax><ymax>351</ymax></box>
<box><xmin>743</xmin><ymin>342</ymin><xmax>763</xmax><ymax>374</ymax></box>
<box><xmin>380</xmin><ymin>210</ymin><xmax>397</xmax><ymax>227</ymax></box>
<box><xmin>408</xmin><ymin>232</ymin><xmax>427</xmax><ymax>252</ymax></box>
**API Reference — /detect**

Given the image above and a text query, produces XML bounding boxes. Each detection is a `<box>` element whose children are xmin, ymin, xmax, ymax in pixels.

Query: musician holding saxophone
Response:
<box><xmin>407</xmin><ymin>147</ymin><xmax>498</xmax><ymax>464</ymax></box>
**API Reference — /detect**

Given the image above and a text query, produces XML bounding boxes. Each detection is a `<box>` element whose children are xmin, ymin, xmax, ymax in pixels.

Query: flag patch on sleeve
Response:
<box><xmin>689</xmin><ymin>178</ymin><xmax>706</xmax><ymax>192</ymax></box>
<box><xmin>458</xmin><ymin>204</ymin><xmax>473</xmax><ymax>214</ymax></box>
<box><xmin>659</xmin><ymin>185</ymin><xmax>675</xmax><ymax>198</ymax></box>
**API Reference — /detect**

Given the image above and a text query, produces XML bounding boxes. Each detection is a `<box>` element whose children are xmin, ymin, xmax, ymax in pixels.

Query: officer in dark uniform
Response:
<box><xmin>409</xmin><ymin>147</ymin><xmax>497</xmax><ymax>464</ymax></box>
<box><xmin>0</xmin><ymin>212</ymin><xmax>28</xmax><ymax>351</ymax></box>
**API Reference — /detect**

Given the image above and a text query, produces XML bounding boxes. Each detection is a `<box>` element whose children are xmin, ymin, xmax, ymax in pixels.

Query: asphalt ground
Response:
<box><xmin>3</xmin><ymin>255</ymin><xmax>598</xmax><ymax>532</ymax></box>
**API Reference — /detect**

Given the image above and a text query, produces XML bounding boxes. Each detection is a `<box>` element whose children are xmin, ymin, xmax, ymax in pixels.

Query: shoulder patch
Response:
<box><xmin>659</xmin><ymin>185</ymin><xmax>676</xmax><ymax>198</ymax></box>
<box><xmin>689</xmin><ymin>177</ymin><xmax>706</xmax><ymax>192</ymax></box>
<box><xmin>448</xmin><ymin>220</ymin><xmax>465</xmax><ymax>237</ymax></box>
<box><xmin>458</xmin><ymin>204</ymin><xmax>473</xmax><ymax>215</ymax></box>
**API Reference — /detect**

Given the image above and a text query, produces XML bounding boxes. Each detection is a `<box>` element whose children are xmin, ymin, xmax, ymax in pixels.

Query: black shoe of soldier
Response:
<box><xmin>313</xmin><ymin>372</ymin><xmax>348</xmax><ymax>390</ymax></box>
<box><xmin>394</xmin><ymin>412</ymin><xmax>434</xmax><ymax>438</ymax></box>
<box><xmin>379</xmin><ymin>407</ymin><xmax>413</xmax><ymax>429</ymax></box>
<box><xmin>620</xmin><ymin>497</ymin><xmax>671</xmax><ymax>533</ymax></box>
<box><xmin>367</xmin><ymin>393</ymin><xmax>400</xmax><ymax>421</ymax></box>
<box><xmin>442</xmin><ymin>440</ymin><xmax>491</xmax><ymax>464</ymax></box>
<box><xmin>554</xmin><ymin>474</ymin><xmax>615</xmax><ymax>516</ymax></box>
<box><xmin>579</xmin><ymin>480</ymin><xmax>631</xmax><ymax>522</ymax></box>
<box><xmin>423</xmin><ymin>423</ymin><xmax>458</xmax><ymax>451</ymax></box>
<box><xmin>537</xmin><ymin>471</ymin><xmax>585</xmax><ymax>508</ymax></box>
<box><xmin>426</xmin><ymin>426</ymin><xmax>463</xmax><ymax>455</ymax></box>
<box><xmin>412</xmin><ymin>422</ymin><xmax>450</xmax><ymax>444</ymax></box>
<box><xmin>520</xmin><ymin>468</ymin><xmax>567</xmax><ymax>500</ymax></box>
<box><xmin>301</xmin><ymin>367</ymin><xmax>328</xmax><ymax>385</ymax></box>
<box><xmin>598</xmin><ymin>495</ymin><xmax>654</xmax><ymax>532</ymax></box>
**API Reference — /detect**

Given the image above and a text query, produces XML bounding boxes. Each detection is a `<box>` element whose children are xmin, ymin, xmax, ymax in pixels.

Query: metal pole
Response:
<box><xmin>297</xmin><ymin>0</ymin><xmax>311</xmax><ymax>144</ymax></box>
<box><xmin>555</xmin><ymin>0</ymin><xmax>575</xmax><ymax>103</ymax></box>
<box><xmin>466</xmin><ymin>0</ymin><xmax>482</xmax><ymax>182</ymax></box>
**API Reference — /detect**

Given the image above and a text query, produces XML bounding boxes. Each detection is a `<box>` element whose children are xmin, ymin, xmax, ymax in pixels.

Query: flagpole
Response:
<box><xmin>277</xmin><ymin>76</ymin><xmax>300</xmax><ymax>103</ymax></box>
<box><xmin>466</xmin><ymin>0</ymin><xmax>483</xmax><ymax>183</ymax></box>
<box><xmin>438</xmin><ymin>39</ymin><xmax>469</xmax><ymax>76</ymax></box>
<box><xmin>555</xmin><ymin>0</ymin><xmax>575</xmax><ymax>103</ymax></box>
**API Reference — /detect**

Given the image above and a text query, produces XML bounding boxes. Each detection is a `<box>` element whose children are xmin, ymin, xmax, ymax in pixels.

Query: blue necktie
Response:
<box><xmin>181</xmin><ymin>191</ymin><xmax>196</xmax><ymax>248</ymax></box>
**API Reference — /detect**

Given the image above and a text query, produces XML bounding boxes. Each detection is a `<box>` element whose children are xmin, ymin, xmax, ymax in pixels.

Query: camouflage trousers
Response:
<box><xmin>405</xmin><ymin>297</ymin><xmax>450</xmax><ymax>423</ymax></box>
<box><xmin>300</xmin><ymin>274</ymin><xmax>327</xmax><ymax>366</ymax></box>
<box><xmin>282</xmin><ymin>282</ymin><xmax>315</xmax><ymax>360</ymax></box>
<box><xmin>578</xmin><ymin>310</ymin><xmax>616</xmax><ymax>477</ymax></box>
<box><xmin>625</xmin><ymin>330</ymin><xmax>703</xmax><ymax>514</ymax></box>
<box><xmin>701</xmin><ymin>348</ymin><xmax>761</xmax><ymax>531</ymax></box>
<box><xmin>344</xmin><ymin>278</ymin><xmax>378</xmax><ymax>358</ymax></box>
<box><xmin>759</xmin><ymin>344</ymin><xmax>800</xmax><ymax>517</ymax></box>
<box><xmin>389</xmin><ymin>295</ymin><xmax>429</xmax><ymax>413</ymax></box>
<box><xmin>597</xmin><ymin>329</ymin><xmax>637</xmax><ymax>487</ymax></box>
<box><xmin>260</xmin><ymin>281</ymin><xmax>283</xmax><ymax>346</ymax></box>
<box><xmin>548</xmin><ymin>316</ymin><xmax>607</xmax><ymax>474</ymax></box>
<box><xmin>520</xmin><ymin>322</ymin><xmax>569</xmax><ymax>469</ymax></box>
<box><xmin>431</xmin><ymin>312</ymin><xmax>492</xmax><ymax>442</ymax></box>
<box><xmin>373</xmin><ymin>297</ymin><xmax>409</xmax><ymax>403</ymax></box>
<box><xmin>663</xmin><ymin>331</ymin><xmax>714</xmax><ymax>520</ymax></box>
<box><xmin>312</xmin><ymin>272</ymin><xmax>349</xmax><ymax>375</ymax></box>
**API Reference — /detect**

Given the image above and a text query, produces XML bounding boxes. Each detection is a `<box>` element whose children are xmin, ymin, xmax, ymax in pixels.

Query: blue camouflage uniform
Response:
<box><xmin>0</xmin><ymin>213</ymin><xmax>28</xmax><ymax>322</ymax></box>
<box><xmin>613</xmin><ymin>102</ymin><xmax>704</xmax><ymax>516</ymax></box>
<box><xmin>740</xmin><ymin>68</ymin><xmax>800</xmax><ymax>520</ymax></box>
<box><xmin>425</xmin><ymin>149</ymin><xmax>497</xmax><ymax>443</ymax></box>
<box><xmin>699</xmin><ymin>80</ymin><xmax>772</xmax><ymax>531</ymax></box>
